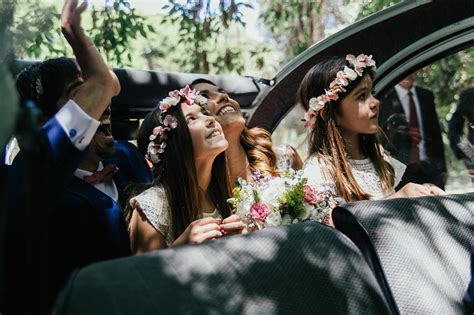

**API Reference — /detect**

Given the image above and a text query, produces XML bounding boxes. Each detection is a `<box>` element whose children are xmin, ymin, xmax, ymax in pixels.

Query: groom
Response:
<box><xmin>5</xmin><ymin>1</ymin><xmax>151</xmax><ymax>313</ymax></box>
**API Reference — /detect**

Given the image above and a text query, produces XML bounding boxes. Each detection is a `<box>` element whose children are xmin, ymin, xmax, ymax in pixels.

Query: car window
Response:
<box><xmin>272</xmin><ymin>48</ymin><xmax>474</xmax><ymax>194</ymax></box>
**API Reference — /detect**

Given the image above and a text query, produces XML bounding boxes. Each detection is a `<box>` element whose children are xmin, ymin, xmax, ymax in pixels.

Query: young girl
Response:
<box><xmin>128</xmin><ymin>86</ymin><xmax>245</xmax><ymax>253</ymax></box>
<box><xmin>299</xmin><ymin>54</ymin><xmax>444</xmax><ymax>201</ymax></box>
<box><xmin>190</xmin><ymin>79</ymin><xmax>302</xmax><ymax>186</ymax></box>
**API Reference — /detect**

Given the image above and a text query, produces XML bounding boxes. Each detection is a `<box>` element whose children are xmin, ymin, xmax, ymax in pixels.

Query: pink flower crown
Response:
<box><xmin>303</xmin><ymin>54</ymin><xmax>376</xmax><ymax>128</ymax></box>
<box><xmin>146</xmin><ymin>85</ymin><xmax>208</xmax><ymax>164</ymax></box>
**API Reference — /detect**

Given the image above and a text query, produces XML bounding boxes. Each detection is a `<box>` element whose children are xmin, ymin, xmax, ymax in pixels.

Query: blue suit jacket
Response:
<box><xmin>4</xmin><ymin>118</ymin><xmax>152</xmax><ymax>313</ymax></box>
<box><xmin>46</xmin><ymin>141</ymin><xmax>152</xmax><ymax>309</ymax></box>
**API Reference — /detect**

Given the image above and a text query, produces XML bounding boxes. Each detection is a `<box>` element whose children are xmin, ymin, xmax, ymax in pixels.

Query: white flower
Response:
<box><xmin>281</xmin><ymin>214</ymin><xmax>292</xmax><ymax>225</ymax></box>
<box><xmin>342</xmin><ymin>66</ymin><xmax>358</xmax><ymax>80</ymax></box>
<box><xmin>309</xmin><ymin>97</ymin><xmax>325</xmax><ymax>112</ymax></box>
<box><xmin>196</xmin><ymin>95</ymin><xmax>208</xmax><ymax>105</ymax></box>
<box><xmin>265</xmin><ymin>211</ymin><xmax>282</xmax><ymax>227</ymax></box>
<box><xmin>235</xmin><ymin>198</ymin><xmax>252</xmax><ymax>218</ymax></box>
<box><xmin>260</xmin><ymin>177</ymin><xmax>286</xmax><ymax>208</ymax></box>
<box><xmin>299</xmin><ymin>202</ymin><xmax>314</xmax><ymax>221</ymax></box>
<box><xmin>162</xmin><ymin>96</ymin><xmax>180</xmax><ymax>106</ymax></box>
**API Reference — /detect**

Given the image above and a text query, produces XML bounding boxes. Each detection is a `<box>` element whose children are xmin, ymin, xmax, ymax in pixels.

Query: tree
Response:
<box><xmin>12</xmin><ymin>2</ymin><xmax>65</xmax><ymax>59</ymax></box>
<box><xmin>259</xmin><ymin>0</ymin><xmax>357</xmax><ymax>62</ymax></box>
<box><xmin>161</xmin><ymin>0</ymin><xmax>252</xmax><ymax>74</ymax></box>
<box><xmin>356</xmin><ymin>0</ymin><xmax>401</xmax><ymax>20</ymax></box>
<box><xmin>90</xmin><ymin>0</ymin><xmax>155</xmax><ymax>66</ymax></box>
<box><xmin>11</xmin><ymin>0</ymin><xmax>154</xmax><ymax>67</ymax></box>
<box><xmin>266</xmin><ymin>0</ymin><xmax>359</xmax><ymax>160</ymax></box>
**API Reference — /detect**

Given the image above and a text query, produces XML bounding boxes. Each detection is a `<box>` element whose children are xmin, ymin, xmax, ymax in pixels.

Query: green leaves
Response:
<box><xmin>88</xmin><ymin>0</ymin><xmax>155</xmax><ymax>66</ymax></box>
<box><xmin>161</xmin><ymin>0</ymin><xmax>250</xmax><ymax>74</ymax></box>
<box><xmin>12</xmin><ymin>2</ymin><xmax>64</xmax><ymax>59</ymax></box>
<box><xmin>12</xmin><ymin>0</ymin><xmax>154</xmax><ymax>67</ymax></box>
<box><xmin>279</xmin><ymin>181</ymin><xmax>306</xmax><ymax>219</ymax></box>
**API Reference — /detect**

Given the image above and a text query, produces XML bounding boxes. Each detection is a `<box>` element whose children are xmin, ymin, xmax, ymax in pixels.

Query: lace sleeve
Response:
<box><xmin>129</xmin><ymin>186</ymin><xmax>172</xmax><ymax>242</ymax></box>
<box><xmin>386</xmin><ymin>155</ymin><xmax>406</xmax><ymax>188</ymax></box>
<box><xmin>302</xmin><ymin>155</ymin><xmax>336</xmax><ymax>191</ymax></box>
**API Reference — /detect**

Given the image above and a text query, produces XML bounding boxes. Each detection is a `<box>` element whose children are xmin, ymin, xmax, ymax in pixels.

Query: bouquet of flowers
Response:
<box><xmin>228</xmin><ymin>170</ymin><xmax>342</xmax><ymax>231</ymax></box>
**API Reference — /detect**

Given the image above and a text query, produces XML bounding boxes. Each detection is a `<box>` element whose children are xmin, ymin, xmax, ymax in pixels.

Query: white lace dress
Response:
<box><xmin>129</xmin><ymin>185</ymin><xmax>221</xmax><ymax>247</ymax></box>
<box><xmin>302</xmin><ymin>154</ymin><xmax>406</xmax><ymax>200</ymax></box>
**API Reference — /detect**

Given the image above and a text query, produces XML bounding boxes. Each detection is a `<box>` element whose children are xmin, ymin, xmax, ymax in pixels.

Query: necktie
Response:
<box><xmin>83</xmin><ymin>164</ymin><xmax>119</xmax><ymax>185</ymax></box>
<box><xmin>408</xmin><ymin>91</ymin><xmax>420</xmax><ymax>170</ymax></box>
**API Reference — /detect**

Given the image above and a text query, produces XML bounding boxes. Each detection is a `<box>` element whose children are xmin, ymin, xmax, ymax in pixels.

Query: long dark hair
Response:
<box><xmin>297</xmin><ymin>56</ymin><xmax>394</xmax><ymax>201</ymax></box>
<box><xmin>191</xmin><ymin>78</ymin><xmax>279</xmax><ymax>176</ymax></box>
<box><xmin>131</xmin><ymin>104</ymin><xmax>231</xmax><ymax>239</ymax></box>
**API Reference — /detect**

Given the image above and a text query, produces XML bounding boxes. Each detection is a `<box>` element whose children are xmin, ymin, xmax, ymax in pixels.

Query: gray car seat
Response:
<box><xmin>54</xmin><ymin>221</ymin><xmax>392</xmax><ymax>314</ymax></box>
<box><xmin>336</xmin><ymin>193</ymin><xmax>474</xmax><ymax>314</ymax></box>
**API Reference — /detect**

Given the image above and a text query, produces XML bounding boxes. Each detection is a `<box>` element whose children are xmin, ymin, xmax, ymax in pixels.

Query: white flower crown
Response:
<box><xmin>303</xmin><ymin>54</ymin><xmax>376</xmax><ymax>129</ymax></box>
<box><xmin>146</xmin><ymin>85</ymin><xmax>207</xmax><ymax>164</ymax></box>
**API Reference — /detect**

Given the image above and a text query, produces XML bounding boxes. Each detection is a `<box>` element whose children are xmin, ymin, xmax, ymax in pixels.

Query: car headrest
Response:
<box><xmin>337</xmin><ymin>193</ymin><xmax>474</xmax><ymax>314</ymax></box>
<box><xmin>54</xmin><ymin>222</ymin><xmax>393</xmax><ymax>314</ymax></box>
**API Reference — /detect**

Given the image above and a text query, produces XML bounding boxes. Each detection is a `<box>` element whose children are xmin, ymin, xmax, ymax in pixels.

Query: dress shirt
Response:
<box><xmin>56</xmin><ymin>99</ymin><xmax>100</xmax><ymax>151</ymax></box>
<box><xmin>74</xmin><ymin>161</ymin><xmax>119</xmax><ymax>202</ymax></box>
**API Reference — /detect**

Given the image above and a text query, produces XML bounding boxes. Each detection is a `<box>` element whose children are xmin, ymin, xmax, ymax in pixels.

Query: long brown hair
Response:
<box><xmin>129</xmin><ymin>105</ymin><xmax>231</xmax><ymax>239</ymax></box>
<box><xmin>297</xmin><ymin>57</ymin><xmax>394</xmax><ymax>201</ymax></box>
<box><xmin>241</xmin><ymin>127</ymin><xmax>279</xmax><ymax>176</ymax></box>
<box><xmin>190</xmin><ymin>78</ymin><xmax>279</xmax><ymax>176</ymax></box>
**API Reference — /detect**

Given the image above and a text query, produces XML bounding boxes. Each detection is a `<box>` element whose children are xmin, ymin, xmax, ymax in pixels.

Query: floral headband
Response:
<box><xmin>303</xmin><ymin>54</ymin><xmax>376</xmax><ymax>128</ymax></box>
<box><xmin>146</xmin><ymin>85</ymin><xmax>207</xmax><ymax>164</ymax></box>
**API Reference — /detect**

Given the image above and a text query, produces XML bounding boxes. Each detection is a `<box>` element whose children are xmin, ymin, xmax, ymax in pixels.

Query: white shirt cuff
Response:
<box><xmin>55</xmin><ymin>99</ymin><xmax>100</xmax><ymax>151</ymax></box>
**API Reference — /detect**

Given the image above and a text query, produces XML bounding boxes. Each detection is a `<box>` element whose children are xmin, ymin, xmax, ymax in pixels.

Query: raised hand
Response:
<box><xmin>60</xmin><ymin>0</ymin><xmax>120</xmax><ymax>120</ymax></box>
<box><xmin>60</xmin><ymin>0</ymin><xmax>88</xmax><ymax>52</ymax></box>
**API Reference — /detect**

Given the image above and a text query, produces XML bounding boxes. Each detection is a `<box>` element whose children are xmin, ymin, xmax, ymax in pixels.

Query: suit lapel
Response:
<box><xmin>66</xmin><ymin>177</ymin><xmax>130</xmax><ymax>255</ymax></box>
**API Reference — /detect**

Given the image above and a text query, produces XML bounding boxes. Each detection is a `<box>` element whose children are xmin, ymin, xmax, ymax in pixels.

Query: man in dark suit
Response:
<box><xmin>448</xmin><ymin>87</ymin><xmax>474</xmax><ymax>180</ymax></box>
<box><xmin>379</xmin><ymin>72</ymin><xmax>447</xmax><ymax>189</ymax></box>
<box><xmin>4</xmin><ymin>1</ymin><xmax>151</xmax><ymax>313</ymax></box>
<box><xmin>9</xmin><ymin>59</ymin><xmax>152</xmax><ymax>311</ymax></box>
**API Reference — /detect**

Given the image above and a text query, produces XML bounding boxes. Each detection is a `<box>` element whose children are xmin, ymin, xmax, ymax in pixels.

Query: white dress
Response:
<box><xmin>130</xmin><ymin>185</ymin><xmax>221</xmax><ymax>247</ymax></box>
<box><xmin>302</xmin><ymin>154</ymin><xmax>406</xmax><ymax>200</ymax></box>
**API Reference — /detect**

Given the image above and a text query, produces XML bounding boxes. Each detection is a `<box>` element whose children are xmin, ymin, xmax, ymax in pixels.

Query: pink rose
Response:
<box><xmin>304</xmin><ymin>109</ymin><xmax>316</xmax><ymax>129</ymax></box>
<box><xmin>335</xmin><ymin>70</ymin><xmax>349</xmax><ymax>87</ymax></box>
<box><xmin>157</xmin><ymin>142</ymin><xmax>166</xmax><ymax>154</ymax></box>
<box><xmin>325</xmin><ymin>90</ymin><xmax>339</xmax><ymax>101</ymax></box>
<box><xmin>159</xmin><ymin>101</ymin><xmax>171</xmax><ymax>112</ymax></box>
<box><xmin>169</xmin><ymin>90</ymin><xmax>180</xmax><ymax>99</ymax></box>
<box><xmin>250</xmin><ymin>202</ymin><xmax>269</xmax><ymax>221</ymax></box>
<box><xmin>163</xmin><ymin>115</ymin><xmax>178</xmax><ymax>129</ymax></box>
<box><xmin>363</xmin><ymin>54</ymin><xmax>376</xmax><ymax>67</ymax></box>
<box><xmin>179</xmin><ymin>85</ymin><xmax>200</xmax><ymax>105</ymax></box>
<box><xmin>304</xmin><ymin>185</ymin><xmax>323</xmax><ymax>204</ymax></box>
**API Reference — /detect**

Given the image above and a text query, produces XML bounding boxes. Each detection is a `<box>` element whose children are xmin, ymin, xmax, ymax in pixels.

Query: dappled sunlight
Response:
<box><xmin>64</xmin><ymin>221</ymin><xmax>392</xmax><ymax>313</ymax></box>
<box><xmin>341</xmin><ymin>193</ymin><xmax>473</xmax><ymax>313</ymax></box>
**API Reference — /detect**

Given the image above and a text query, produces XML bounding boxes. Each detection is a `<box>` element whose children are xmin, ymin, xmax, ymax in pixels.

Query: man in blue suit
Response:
<box><xmin>4</xmin><ymin>1</ymin><xmax>151</xmax><ymax>313</ymax></box>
